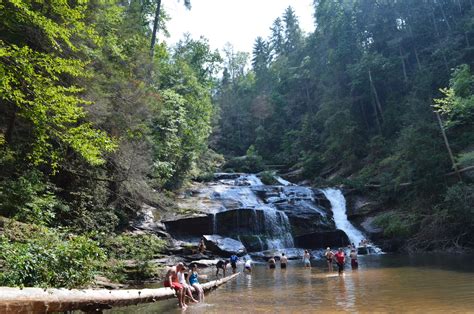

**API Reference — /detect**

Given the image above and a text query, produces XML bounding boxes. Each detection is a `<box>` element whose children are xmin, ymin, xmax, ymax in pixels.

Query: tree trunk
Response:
<box><xmin>399</xmin><ymin>45</ymin><xmax>408</xmax><ymax>82</ymax></box>
<box><xmin>5</xmin><ymin>110</ymin><xmax>16</xmax><ymax>144</ymax></box>
<box><xmin>0</xmin><ymin>273</ymin><xmax>240</xmax><ymax>313</ymax></box>
<box><xmin>368</xmin><ymin>69</ymin><xmax>384</xmax><ymax>123</ymax></box>
<box><xmin>414</xmin><ymin>47</ymin><xmax>422</xmax><ymax>71</ymax></box>
<box><xmin>435</xmin><ymin>111</ymin><xmax>462</xmax><ymax>182</ymax></box>
<box><xmin>438</xmin><ymin>2</ymin><xmax>452</xmax><ymax>31</ymax></box>
<box><xmin>150</xmin><ymin>0</ymin><xmax>162</xmax><ymax>58</ymax></box>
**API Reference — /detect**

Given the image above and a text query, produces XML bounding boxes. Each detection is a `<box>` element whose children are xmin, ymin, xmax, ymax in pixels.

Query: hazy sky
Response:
<box><xmin>163</xmin><ymin>0</ymin><xmax>315</xmax><ymax>54</ymax></box>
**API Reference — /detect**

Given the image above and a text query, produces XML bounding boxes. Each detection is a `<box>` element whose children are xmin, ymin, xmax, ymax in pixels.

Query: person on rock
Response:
<box><xmin>280</xmin><ymin>253</ymin><xmax>288</xmax><ymax>269</ymax></box>
<box><xmin>303</xmin><ymin>249</ymin><xmax>311</xmax><ymax>267</ymax></box>
<box><xmin>164</xmin><ymin>262</ymin><xmax>187</xmax><ymax>309</ymax></box>
<box><xmin>335</xmin><ymin>248</ymin><xmax>346</xmax><ymax>275</ymax></box>
<box><xmin>198</xmin><ymin>238</ymin><xmax>206</xmax><ymax>254</ymax></box>
<box><xmin>187</xmin><ymin>263</ymin><xmax>205</xmax><ymax>302</ymax></box>
<box><xmin>350</xmin><ymin>249</ymin><xmax>358</xmax><ymax>269</ymax></box>
<box><xmin>268</xmin><ymin>256</ymin><xmax>276</xmax><ymax>269</ymax></box>
<box><xmin>325</xmin><ymin>247</ymin><xmax>335</xmax><ymax>272</ymax></box>
<box><xmin>230</xmin><ymin>254</ymin><xmax>239</xmax><ymax>273</ymax></box>
<box><xmin>178</xmin><ymin>264</ymin><xmax>199</xmax><ymax>304</ymax></box>
<box><xmin>216</xmin><ymin>259</ymin><xmax>229</xmax><ymax>277</ymax></box>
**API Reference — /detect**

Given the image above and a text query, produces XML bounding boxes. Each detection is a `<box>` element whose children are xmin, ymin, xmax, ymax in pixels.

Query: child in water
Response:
<box><xmin>350</xmin><ymin>249</ymin><xmax>358</xmax><ymax>269</ymax></box>
<box><xmin>303</xmin><ymin>250</ymin><xmax>311</xmax><ymax>267</ymax></box>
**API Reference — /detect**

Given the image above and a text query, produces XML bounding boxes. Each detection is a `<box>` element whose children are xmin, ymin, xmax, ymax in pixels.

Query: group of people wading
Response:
<box><xmin>324</xmin><ymin>247</ymin><xmax>359</xmax><ymax>275</ymax></box>
<box><xmin>164</xmin><ymin>240</ymin><xmax>361</xmax><ymax>309</ymax></box>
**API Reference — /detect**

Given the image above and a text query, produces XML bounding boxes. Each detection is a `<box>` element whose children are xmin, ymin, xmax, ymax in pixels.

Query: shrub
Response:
<box><xmin>101</xmin><ymin>233</ymin><xmax>166</xmax><ymax>280</ymax></box>
<box><xmin>0</xmin><ymin>170</ymin><xmax>67</xmax><ymax>225</ymax></box>
<box><xmin>0</xmin><ymin>222</ymin><xmax>105</xmax><ymax>288</ymax></box>
<box><xmin>259</xmin><ymin>171</ymin><xmax>278</xmax><ymax>185</ymax></box>
<box><xmin>102</xmin><ymin>233</ymin><xmax>166</xmax><ymax>260</ymax></box>
<box><xmin>373</xmin><ymin>211</ymin><xmax>418</xmax><ymax>238</ymax></box>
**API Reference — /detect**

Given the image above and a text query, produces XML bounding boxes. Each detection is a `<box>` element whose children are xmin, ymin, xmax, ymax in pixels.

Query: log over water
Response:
<box><xmin>0</xmin><ymin>273</ymin><xmax>239</xmax><ymax>313</ymax></box>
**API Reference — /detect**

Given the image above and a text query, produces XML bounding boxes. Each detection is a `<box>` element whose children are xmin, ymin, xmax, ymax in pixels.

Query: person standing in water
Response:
<box><xmin>280</xmin><ymin>253</ymin><xmax>288</xmax><ymax>269</ymax></box>
<box><xmin>216</xmin><ymin>259</ymin><xmax>228</xmax><ymax>277</ymax></box>
<box><xmin>324</xmin><ymin>247</ymin><xmax>334</xmax><ymax>272</ymax></box>
<box><xmin>303</xmin><ymin>250</ymin><xmax>311</xmax><ymax>267</ymax></box>
<box><xmin>335</xmin><ymin>248</ymin><xmax>346</xmax><ymax>275</ymax></box>
<box><xmin>268</xmin><ymin>256</ymin><xmax>276</xmax><ymax>269</ymax></box>
<box><xmin>350</xmin><ymin>249</ymin><xmax>358</xmax><ymax>269</ymax></box>
<box><xmin>244</xmin><ymin>258</ymin><xmax>252</xmax><ymax>273</ymax></box>
<box><xmin>230</xmin><ymin>254</ymin><xmax>239</xmax><ymax>273</ymax></box>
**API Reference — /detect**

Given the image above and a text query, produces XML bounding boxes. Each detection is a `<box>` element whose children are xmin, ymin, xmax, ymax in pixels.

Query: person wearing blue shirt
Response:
<box><xmin>230</xmin><ymin>254</ymin><xmax>239</xmax><ymax>273</ymax></box>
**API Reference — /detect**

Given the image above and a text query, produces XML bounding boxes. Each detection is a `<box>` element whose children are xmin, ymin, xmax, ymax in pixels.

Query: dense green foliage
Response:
<box><xmin>0</xmin><ymin>0</ymin><xmax>219</xmax><ymax>227</ymax></box>
<box><xmin>0</xmin><ymin>0</ymin><xmax>220</xmax><ymax>287</ymax></box>
<box><xmin>213</xmin><ymin>1</ymin><xmax>474</xmax><ymax>250</ymax></box>
<box><xmin>0</xmin><ymin>219</ymin><xmax>104</xmax><ymax>288</ymax></box>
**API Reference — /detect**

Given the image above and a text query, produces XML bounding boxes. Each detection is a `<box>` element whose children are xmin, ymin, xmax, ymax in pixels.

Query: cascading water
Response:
<box><xmin>322</xmin><ymin>188</ymin><xmax>366</xmax><ymax>246</ymax></box>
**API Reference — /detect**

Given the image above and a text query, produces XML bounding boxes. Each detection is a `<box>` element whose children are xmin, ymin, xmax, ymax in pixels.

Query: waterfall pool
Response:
<box><xmin>107</xmin><ymin>253</ymin><xmax>474</xmax><ymax>313</ymax></box>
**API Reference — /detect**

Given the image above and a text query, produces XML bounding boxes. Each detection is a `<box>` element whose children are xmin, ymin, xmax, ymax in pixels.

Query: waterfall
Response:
<box><xmin>212</xmin><ymin>213</ymin><xmax>217</xmax><ymax>234</ymax></box>
<box><xmin>322</xmin><ymin>188</ymin><xmax>366</xmax><ymax>246</ymax></box>
<box><xmin>260</xmin><ymin>208</ymin><xmax>294</xmax><ymax>249</ymax></box>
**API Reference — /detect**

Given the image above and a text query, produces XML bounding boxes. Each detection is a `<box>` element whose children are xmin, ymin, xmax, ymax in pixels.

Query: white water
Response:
<box><xmin>322</xmin><ymin>188</ymin><xmax>366</xmax><ymax>246</ymax></box>
<box><xmin>212</xmin><ymin>174</ymin><xmax>294</xmax><ymax>250</ymax></box>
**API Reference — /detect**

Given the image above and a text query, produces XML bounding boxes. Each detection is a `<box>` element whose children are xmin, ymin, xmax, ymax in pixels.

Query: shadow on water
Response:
<box><xmin>361</xmin><ymin>252</ymin><xmax>474</xmax><ymax>273</ymax></box>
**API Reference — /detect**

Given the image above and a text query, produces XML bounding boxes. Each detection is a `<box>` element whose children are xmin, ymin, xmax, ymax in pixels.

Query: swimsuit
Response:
<box><xmin>189</xmin><ymin>272</ymin><xmax>199</xmax><ymax>285</ymax></box>
<box><xmin>337</xmin><ymin>262</ymin><xmax>344</xmax><ymax>272</ymax></box>
<box><xmin>269</xmin><ymin>264</ymin><xmax>276</xmax><ymax>269</ymax></box>
<box><xmin>164</xmin><ymin>281</ymin><xmax>183</xmax><ymax>290</ymax></box>
<box><xmin>281</xmin><ymin>263</ymin><xmax>287</xmax><ymax>269</ymax></box>
<box><xmin>351</xmin><ymin>259</ymin><xmax>358</xmax><ymax>268</ymax></box>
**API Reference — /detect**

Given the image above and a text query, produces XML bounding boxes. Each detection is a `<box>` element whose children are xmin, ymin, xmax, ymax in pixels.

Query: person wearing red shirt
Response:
<box><xmin>334</xmin><ymin>248</ymin><xmax>346</xmax><ymax>275</ymax></box>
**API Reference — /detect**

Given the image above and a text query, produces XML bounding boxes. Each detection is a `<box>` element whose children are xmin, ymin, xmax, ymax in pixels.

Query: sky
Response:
<box><xmin>162</xmin><ymin>0</ymin><xmax>315</xmax><ymax>54</ymax></box>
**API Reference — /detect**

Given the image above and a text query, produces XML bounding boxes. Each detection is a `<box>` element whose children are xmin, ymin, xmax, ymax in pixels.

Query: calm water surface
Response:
<box><xmin>109</xmin><ymin>254</ymin><xmax>474</xmax><ymax>313</ymax></box>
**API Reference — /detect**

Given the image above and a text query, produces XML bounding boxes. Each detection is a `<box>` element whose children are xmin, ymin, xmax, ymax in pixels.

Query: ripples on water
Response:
<box><xmin>108</xmin><ymin>254</ymin><xmax>474</xmax><ymax>313</ymax></box>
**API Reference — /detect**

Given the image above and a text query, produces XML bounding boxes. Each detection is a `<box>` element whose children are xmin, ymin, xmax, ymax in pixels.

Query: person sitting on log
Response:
<box><xmin>187</xmin><ymin>263</ymin><xmax>205</xmax><ymax>302</ymax></box>
<box><xmin>178</xmin><ymin>264</ymin><xmax>199</xmax><ymax>304</ymax></box>
<box><xmin>164</xmin><ymin>262</ymin><xmax>187</xmax><ymax>309</ymax></box>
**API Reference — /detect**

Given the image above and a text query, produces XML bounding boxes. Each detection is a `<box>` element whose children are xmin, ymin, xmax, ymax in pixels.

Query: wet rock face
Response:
<box><xmin>276</xmin><ymin>203</ymin><xmax>334</xmax><ymax>236</ymax></box>
<box><xmin>294</xmin><ymin>230</ymin><xmax>350</xmax><ymax>249</ymax></box>
<box><xmin>203</xmin><ymin>235</ymin><xmax>246</xmax><ymax>257</ymax></box>
<box><xmin>163</xmin><ymin>215</ymin><xmax>213</xmax><ymax>237</ymax></box>
<box><xmin>162</xmin><ymin>173</ymin><xmax>367</xmax><ymax>255</ymax></box>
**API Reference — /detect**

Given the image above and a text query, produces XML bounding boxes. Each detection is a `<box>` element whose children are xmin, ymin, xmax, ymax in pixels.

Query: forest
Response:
<box><xmin>214</xmin><ymin>0</ymin><xmax>474</xmax><ymax>252</ymax></box>
<box><xmin>0</xmin><ymin>0</ymin><xmax>473</xmax><ymax>288</ymax></box>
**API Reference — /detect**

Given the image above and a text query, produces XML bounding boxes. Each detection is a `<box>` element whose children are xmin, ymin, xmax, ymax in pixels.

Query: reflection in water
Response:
<box><xmin>108</xmin><ymin>254</ymin><xmax>474</xmax><ymax>313</ymax></box>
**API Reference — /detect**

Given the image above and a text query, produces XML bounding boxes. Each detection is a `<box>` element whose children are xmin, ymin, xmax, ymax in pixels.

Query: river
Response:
<box><xmin>107</xmin><ymin>253</ymin><xmax>474</xmax><ymax>313</ymax></box>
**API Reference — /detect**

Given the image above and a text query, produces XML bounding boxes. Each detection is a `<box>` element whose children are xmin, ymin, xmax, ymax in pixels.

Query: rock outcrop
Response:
<box><xmin>203</xmin><ymin>235</ymin><xmax>246</xmax><ymax>256</ymax></box>
<box><xmin>294</xmin><ymin>230</ymin><xmax>350</xmax><ymax>249</ymax></box>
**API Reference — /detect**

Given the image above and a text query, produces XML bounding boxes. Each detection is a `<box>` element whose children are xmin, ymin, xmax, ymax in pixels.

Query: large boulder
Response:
<box><xmin>202</xmin><ymin>235</ymin><xmax>246</xmax><ymax>257</ymax></box>
<box><xmin>294</xmin><ymin>230</ymin><xmax>350</xmax><ymax>249</ymax></box>
<box><xmin>163</xmin><ymin>215</ymin><xmax>213</xmax><ymax>237</ymax></box>
<box><xmin>275</xmin><ymin>202</ymin><xmax>334</xmax><ymax>236</ymax></box>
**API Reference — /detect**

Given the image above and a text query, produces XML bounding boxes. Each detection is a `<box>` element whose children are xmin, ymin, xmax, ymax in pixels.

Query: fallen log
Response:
<box><xmin>0</xmin><ymin>273</ymin><xmax>240</xmax><ymax>313</ymax></box>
